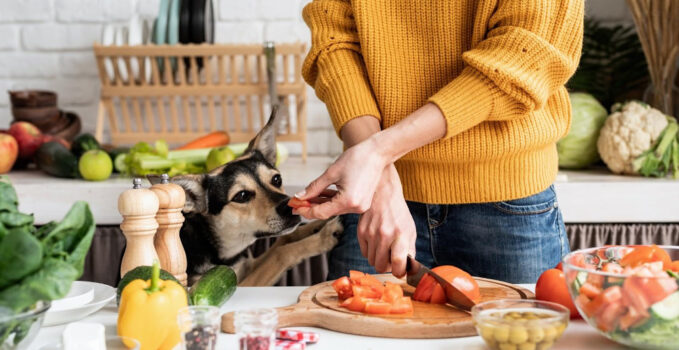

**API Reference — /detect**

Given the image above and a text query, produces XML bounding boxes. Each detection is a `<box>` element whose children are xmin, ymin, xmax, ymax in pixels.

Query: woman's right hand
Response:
<box><xmin>293</xmin><ymin>136</ymin><xmax>390</xmax><ymax>220</ymax></box>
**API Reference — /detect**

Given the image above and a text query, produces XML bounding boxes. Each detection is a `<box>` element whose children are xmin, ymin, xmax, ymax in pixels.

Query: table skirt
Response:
<box><xmin>82</xmin><ymin>223</ymin><xmax>679</xmax><ymax>287</ymax></box>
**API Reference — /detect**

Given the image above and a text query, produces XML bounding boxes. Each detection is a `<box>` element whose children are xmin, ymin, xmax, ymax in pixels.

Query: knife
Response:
<box><xmin>406</xmin><ymin>255</ymin><xmax>476</xmax><ymax>311</ymax></box>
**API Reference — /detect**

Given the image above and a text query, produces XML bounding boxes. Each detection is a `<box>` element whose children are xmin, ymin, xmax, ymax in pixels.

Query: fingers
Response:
<box><xmin>356</xmin><ymin>214</ymin><xmax>369</xmax><ymax>258</ymax></box>
<box><xmin>390</xmin><ymin>236</ymin><xmax>410</xmax><ymax>278</ymax></box>
<box><xmin>374</xmin><ymin>227</ymin><xmax>393</xmax><ymax>273</ymax></box>
<box><xmin>295</xmin><ymin>168</ymin><xmax>337</xmax><ymax>200</ymax></box>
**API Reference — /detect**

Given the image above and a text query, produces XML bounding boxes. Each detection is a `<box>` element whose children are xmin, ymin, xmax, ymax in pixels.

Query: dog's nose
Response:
<box><xmin>276</xmin><ymin>199</ymin><xmax>294</xmax><ymax>217</ymax></box>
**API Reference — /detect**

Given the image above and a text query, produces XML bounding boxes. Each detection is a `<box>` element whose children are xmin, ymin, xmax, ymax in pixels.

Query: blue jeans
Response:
<box><xmin>327</xmin><ymin>185</ymin><xmax>568</xmax><ymax>284</ymax></box>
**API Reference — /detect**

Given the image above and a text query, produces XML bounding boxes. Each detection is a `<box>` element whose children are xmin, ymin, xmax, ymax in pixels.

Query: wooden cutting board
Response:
<box><xmin>221</xmin><ymin>275</ymin><xmax>534</xmax><ymax>339</ymax></box>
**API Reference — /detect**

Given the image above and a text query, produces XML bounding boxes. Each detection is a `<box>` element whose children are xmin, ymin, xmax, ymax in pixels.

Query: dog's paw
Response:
<box><xmin>325</xmin><ymin>217</ymin><xmax>344</xmax><ymax>239</ymax></box>
<box><xmin>316</xmin><ymin>217</ymin><xmax>344</xmax><ymax>251</ymax></box>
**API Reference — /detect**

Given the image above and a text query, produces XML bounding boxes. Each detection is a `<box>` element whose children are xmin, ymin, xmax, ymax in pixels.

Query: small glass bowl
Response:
<box><xmin>0</xmin><ymin>301</ymin><xmax>51</xmax><ymax>349</ymax></box>
<box><xmin>472</xmin><ymin>299</ymin><xmax>569</xmax><ymax>350</ymax></box>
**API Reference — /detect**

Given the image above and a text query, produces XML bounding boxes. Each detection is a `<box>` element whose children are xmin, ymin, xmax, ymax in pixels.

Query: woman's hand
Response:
<box><xmin>357</xmin><ymin>164</ymin><xmax>416</xmax><ymax>277</ymax></box>
<box><xmin>293</xmin><ymin>137</ymin><xmax>390</xmax><ymax>220</ymax></box>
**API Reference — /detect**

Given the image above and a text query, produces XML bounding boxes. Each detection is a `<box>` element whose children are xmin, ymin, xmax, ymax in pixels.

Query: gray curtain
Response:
<box><xmin>82</xmin><ymin>224</ymin><xmax>679</xmax><ymax>287</ymax></box>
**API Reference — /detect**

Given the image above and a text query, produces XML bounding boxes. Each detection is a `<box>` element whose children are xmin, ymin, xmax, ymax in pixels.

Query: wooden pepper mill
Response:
<box><xmin>150</xmin><ymin>174</ymin><xmax>188</xmax><ymax>286</ymax></box>
<box><xmin>118</xmin><ymin>178</ymin><xmax>159</xmax><ymax>278</ymax></box>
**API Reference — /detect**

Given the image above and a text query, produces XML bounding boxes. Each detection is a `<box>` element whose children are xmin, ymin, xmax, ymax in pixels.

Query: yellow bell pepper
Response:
<box><xmin>117</xmin><ymin>261</ymin><xmax>188</xmax><ymax>350</ymax></box>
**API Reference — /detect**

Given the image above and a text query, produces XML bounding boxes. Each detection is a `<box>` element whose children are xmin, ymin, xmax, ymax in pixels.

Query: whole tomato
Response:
<box><xmin>535</xmin><ymin>268</ymin><xmax>581</xmax><ymax>319</ymax></box>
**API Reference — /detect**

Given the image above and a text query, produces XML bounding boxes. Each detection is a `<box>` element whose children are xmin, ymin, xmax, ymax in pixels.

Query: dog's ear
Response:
<box><xmin>243</xmin><ymin>105</ymin><xmax>279</xmax><ymax>165</ymax></box>
<box><xmin>171</xmin><ymin>174</ymin><xmax>207</xmax><ymax>214</ymax></box>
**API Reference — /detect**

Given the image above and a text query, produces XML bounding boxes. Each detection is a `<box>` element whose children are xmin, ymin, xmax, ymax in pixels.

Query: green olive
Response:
<box><xmin>537</xmin><ymin>341</ymin><xmax>554</xmax><ymax>350</ymax></box>
<box><xmin>555</xmin><ymin>322</ymin><xmax>567</xmax><ymax>335</ymax></box>
<box><xmin>509</xmin><ymin>326</ymin><xmax>529</xmax><ymax>344</ymax></box>
<box><xmin>494</xmin><ymin>325</ymin><xmax>510</xmax><ymax>343</ymax></box>
<box><xmin>480</xmin><ymin>324</ymin><xmax>495</xmax><ymax>340</ymax></box>
<box><xmin>499</xmin><ymin>343</ymin><xmax>518</xmax><ymax>350</ymax></box>
<box><xmin>523</xmin><ymin>313</ymin><xmax>539</xmax><ymax>320</ymax></box>
<box><xmin>528</xmin><ymin>327</ymin><xmax>545</xmax><ymax>343</ymax></box>
<box><xmin>518</xmin><ymin>343</ymin><xmax>537</xmax><ymax>350</ymax></box>
<box><xmin>508</xmin><ymin>312</ymin><xmax>522</xmax><ymax>318</ymax></box>
<box><xmin>543</xmin><ymin>326</ymin><xmax>557</xmax><ymax>342</ymax></box>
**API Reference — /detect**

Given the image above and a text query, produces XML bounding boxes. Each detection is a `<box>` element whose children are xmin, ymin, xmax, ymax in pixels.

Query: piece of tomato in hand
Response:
<box><xmin>288</xmin><ymin>197</ymin><xmax>311</xmax><ymax>209</ymax></box>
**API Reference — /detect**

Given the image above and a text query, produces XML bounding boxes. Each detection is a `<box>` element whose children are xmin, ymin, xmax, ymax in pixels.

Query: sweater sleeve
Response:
<box><xmin>428</xmin><ymin>0</ymin><xmax>584</xmax><ymax>139</ymax></box>
<box><xmin>301</xmin><ymin>0</ymin><xmax>381</xmax><ymax>135</ymax></box>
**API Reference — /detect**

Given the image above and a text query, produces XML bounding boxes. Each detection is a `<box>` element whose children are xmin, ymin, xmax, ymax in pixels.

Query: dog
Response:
<box><xmin>161</xmin><ymin>107</ymin><xmax>343</xmax><ymax>286</ymax></box>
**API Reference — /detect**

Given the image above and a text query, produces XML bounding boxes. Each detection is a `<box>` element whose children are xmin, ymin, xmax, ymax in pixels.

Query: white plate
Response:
<box><xmin>128</xmin><ymin>15</ymin><xmax>143</xmax><ymax>82</ymax></box>
<box><xmin>101</xmin><ymin>24</ymin><xmax>116</xmax><ymax>82</ymax></box>
<box><xmin>43</xmin><ymin>282</ymin><xmax>116</xmax><ymax>327</ymax></box>
<box><xmin>49</xmin><ymin>283</ymin><xmax>94</xmax><ymax>312</ymax></box>
<box><xmin>115</xmin><ymin>26</ymin><xmax>129</xmax><ymax>83</ymax></box>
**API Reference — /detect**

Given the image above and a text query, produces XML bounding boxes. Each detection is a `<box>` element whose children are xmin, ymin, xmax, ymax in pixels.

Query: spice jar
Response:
<box><xmin>177</xmin><ymin>306</ymin><xmax>220</xmax><ymax>350</ymax></box>
<box><xmin>234</xmin><ymin>308</ymin><xmax>278</xmax><ymax>350</ymax></box>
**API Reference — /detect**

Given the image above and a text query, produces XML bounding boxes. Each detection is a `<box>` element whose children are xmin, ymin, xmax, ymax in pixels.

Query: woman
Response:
<box><xmin>296</xmin><ymin>0</ymin><xmax>584</xmax><ymax>283</ymax></box>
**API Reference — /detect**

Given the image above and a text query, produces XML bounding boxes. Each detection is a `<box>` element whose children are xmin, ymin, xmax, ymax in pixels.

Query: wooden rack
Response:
<box><xmin>93</xmin><ymin>43</ymin><xmax>308</xmax><ymax>159</ymax></box>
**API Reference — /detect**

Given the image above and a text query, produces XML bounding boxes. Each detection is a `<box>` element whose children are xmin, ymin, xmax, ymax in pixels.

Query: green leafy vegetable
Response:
<box><xmin>612</xmin><ymin>315</ymin><xmax>679</xmax><ymax>347</ymax></box>
<box><xmin>0</xmin><ymin>230</ymin><xmax>43</xmax><ymax>289</ymax></box>
<box><xmin>557</xmin><ymin>92</ymin><xmax>609</xmax><ymax>169</ymax></box>
<box><xmin>121</xmin><ymin>141</ymin><xmax>210</xmax><ymax>176</ymax></box>
<box><xmin>633</xmin><ymin>119</ymin><xmax>679</xmax><ymax>177</ymax></box>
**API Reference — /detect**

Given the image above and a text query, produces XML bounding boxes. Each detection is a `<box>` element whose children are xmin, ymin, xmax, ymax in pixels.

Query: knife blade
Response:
<box><xmin>406</xmin><ymin>255</ymin><xmax>476</xmax><ymax>311</ymax></box>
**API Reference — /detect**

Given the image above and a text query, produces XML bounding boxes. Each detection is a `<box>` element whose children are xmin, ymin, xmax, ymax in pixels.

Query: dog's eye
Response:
<box><xmin>271</xmin><ymin>174</ymin><xmax>282</xmax><ymax>188</ymax></box>
<box><xmin>231</xmin><ymin>190</ymin><xmax>253</xmax><ymax>203</ymax></box>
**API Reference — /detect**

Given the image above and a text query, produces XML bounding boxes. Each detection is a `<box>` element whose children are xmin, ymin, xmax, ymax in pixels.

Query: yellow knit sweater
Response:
<box><xmin>302</xmin><ymin>0</ymin><xmax>584</xmax><ymax>204</ymax></box>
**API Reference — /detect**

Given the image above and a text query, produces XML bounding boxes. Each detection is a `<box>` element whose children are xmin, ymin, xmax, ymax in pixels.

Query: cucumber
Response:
<box><xmin>117</xmin><ymin>265</ymin><xmax>183</xmax><ymax>305</ymax></box>
<box><xmin>573</xmin><ymin>271</ymin><xmax>588</xmax><ymax>290</ymax></box>
<box><xmin>35</xmin><ymin>141</ymin><xmax>79</xmax><ymax>178</ymax></box>
<box><xmin>651</xmin><ymin>292</ymin><xmax>679</xmax><ymax>320</ymax></box>
<box><xmin>189</xmin><ymin>265</ymin><xmax>237</xmax><ymax>307</ymax></box>
<box><xmin>71</xmin><ymin>133</ymin><xmax>100</xmax><ymax>158</ymax></box>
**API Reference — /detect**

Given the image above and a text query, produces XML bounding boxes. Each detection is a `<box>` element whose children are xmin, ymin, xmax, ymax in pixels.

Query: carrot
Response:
<box><xmin>176</xmin><ymin>131</ymin><xmax>230</xmax><ymax>150</ymax></box>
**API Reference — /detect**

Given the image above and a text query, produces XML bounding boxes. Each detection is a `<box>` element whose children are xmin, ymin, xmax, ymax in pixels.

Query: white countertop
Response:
<box><xmin>7</xmin><ymin>158</ymin><xmax>679</xmax><ymax>225</ymax></box>
<box><xmin>28</xmin><ymin>285</ymin><xmax>625</xmax><ymax>350</ymax></box>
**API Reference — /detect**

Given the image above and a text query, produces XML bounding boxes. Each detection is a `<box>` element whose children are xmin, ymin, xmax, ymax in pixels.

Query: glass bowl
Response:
<box><xmin>562</xmin><ymin>246</ymin><xmax>679</xmax><ymax>350</ymax></box>
<box><xmin>0</xmin><ymin>301</ymin><xmax>50</xmax><ymax>350</ymax></box>
<box><xmin>472</xmin><ymin>299</ymin><xmax>569</xmax><ymax>350</ymax></box>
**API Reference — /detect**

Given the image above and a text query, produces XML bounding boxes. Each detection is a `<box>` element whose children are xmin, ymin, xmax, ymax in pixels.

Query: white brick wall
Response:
<box><xmin>0</xmin><ymin>0</ymin><xmax>634</xmax><ymax>156</ymax></box>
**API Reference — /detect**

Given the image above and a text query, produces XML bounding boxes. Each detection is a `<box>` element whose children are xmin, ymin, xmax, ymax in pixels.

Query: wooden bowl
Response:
<box><xmin>42</xmin><ymin>110</ymin><xmax>72</xmax><ymax>135</ymax></box>
<box><xmin>9</xmin><ymin>90</ymin><xmax>57</xmax><ymax>108</ymax></box>
<box><xmin>12</xmin><ymin>106</ymin><xmax>61</xmax><ymax>129</ymax></box>
<box><xmin>51</xmin><ymin>111</ymin><xmax>82</xmax><ymax>141</ymax></box>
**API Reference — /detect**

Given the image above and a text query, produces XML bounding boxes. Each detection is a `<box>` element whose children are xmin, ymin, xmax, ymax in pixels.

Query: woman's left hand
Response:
<box><xmin>293</xmin><ymin>137</ymin><xmax>390</xmax><ymax>220</ymax></box>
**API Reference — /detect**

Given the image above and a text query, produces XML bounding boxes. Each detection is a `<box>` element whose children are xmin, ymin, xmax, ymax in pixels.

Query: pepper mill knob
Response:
<box><xmin>118</xmin><ymin>178</ymin><xmax>159</xmax><ymax>277</ymax></box>
<box><xmin>150</xmin><ymin>174</ymin><xmax>188</xmax><ymax>286</ymax></box>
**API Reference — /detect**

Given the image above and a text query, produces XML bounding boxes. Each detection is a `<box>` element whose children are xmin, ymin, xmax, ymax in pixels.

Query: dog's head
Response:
<box><xmin>167</xmin><ymin>107</ymin><xmax>300</xmax><ymax>258</ymax></box>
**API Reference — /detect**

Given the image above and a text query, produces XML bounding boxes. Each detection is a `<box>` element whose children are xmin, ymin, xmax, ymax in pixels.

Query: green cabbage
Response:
<box><xmin>557</xmin><ymin>92</ymin><xmax>609</xmax><ymax>169</ymax></box>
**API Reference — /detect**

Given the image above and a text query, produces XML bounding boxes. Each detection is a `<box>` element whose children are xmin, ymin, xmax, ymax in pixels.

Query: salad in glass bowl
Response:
<box><xmin>562</xmin><ymin>245</ymin><xmax>679</xmax><ymax>349</ymax></box>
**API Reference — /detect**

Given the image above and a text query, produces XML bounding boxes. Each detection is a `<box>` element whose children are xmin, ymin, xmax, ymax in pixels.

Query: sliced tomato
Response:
<box><xmin>670</xmin><ymin>261</ymin><xmax>679</xmax><ymax>273</ymax></box>
<box><xmin>352</xmin><ymin>285</ymin><xmax>381</xmax><ymax>299</ymax></box>
<box><xmin>430</xmin><ymin>265</ymin><xmax>481</xmax><ymax>303</ymax></box>
<box><xmin>586</xmin><ymin>272</ymin><xmax>605</xmax><ymax>288</ymax></box>
<box><xmin>340</xmin><ymin>297</ymin><xmax>353</xmax><ymax>307</ymax></box>
<box><xmin>619</xmin><ymin>305</ymin><xmax>650</xmax><ymax>331</ymax></box>
<box><xmin>630</xmin><ymin>275</ymin><xmax>678</xmax><ymax>304</ymax></box>
<box><xmin>602</xmin><ymin>262</ymin><xmax>623</xmax><ymax>274</ymax></box>
<box><xmin>412</xmin><ymin>274</ymin><xmax>436</xmax><ymax>303</ymax></box>
<box><xmin>390</xmin><ymin>297</ymin><xmax>414</xmax><ymax>314</ymax></box>
<box><xmin>287</xmin><ymin>197</ymin><xmax>311</xmax><ymax>209</ymax></box>
<box><xmin>579</xmin><ymin>282</ymin><xmax>602</xmax><ymax>299</ymax></box>
<box><xmin>380</xmin><ymin>283</ymin><xmax>403</xmax><ymax>303</ymax></box>
<box><xmin>620</xmin><ymin>245</ymin><xmax>671</xmax><ymax>269</ymax></box>
<box><xmin>364</xmin><ymin>300</ymin><xmax>391</xmax><ymax>314</ymax></box>
<box><xmin>345</xmin><ymin>296</ymin><xmax>370</xmax><ymax>312</ymax></box>
<box><xmin>349</xmin><ymin>270</ymin><xmax>365</xmax><ymax>283</ymax></box>
<box><xmin>332</xmin><ymin>276</ymin><xmax>353</xmax><ymax>300</ymax></box>
<box><xmin>583</xmin><ymin>285</ymin><xmax>623</xmax><ymax>318</ymax></box>
<box><xmin>430</xmin><ymin>284</ymin><xmax>446</xmax><ymax>304</ymax></box>
<box><xmin>596</xmin><ymin>300</ymin><xmax>626</xmax><ymax>332</ymax></box>
<box><xmin>622</xmin><ymin>279</ymin><xmax>650</xmax><ymax>315</ymax></box>
<box><xmin>357</xmin><ymin>274</ymin><xmax>383</xmax><ymax>287</ymax></box>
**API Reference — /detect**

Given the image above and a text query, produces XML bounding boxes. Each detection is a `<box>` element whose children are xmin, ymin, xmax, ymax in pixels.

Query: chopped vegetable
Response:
<box><xmin>331</xmin><ymin>271</ymin><xmax>413</xmax><ymax>315</ymax></box>
<box><xmin>177</xmin><ymin>131</ymin><xmax>230</xmax><ymax>150</ymax></box>
<box><xmin>288</xmin><ymin>197</ymin><xmax>311</xmax><ymax>209</ymax></box>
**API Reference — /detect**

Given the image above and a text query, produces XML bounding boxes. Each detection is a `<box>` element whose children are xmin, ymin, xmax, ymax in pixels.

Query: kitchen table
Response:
<box><xmin>28</xmin><ymin>285</ymin><xmax>625</xmax><ymax>350</ymax></box>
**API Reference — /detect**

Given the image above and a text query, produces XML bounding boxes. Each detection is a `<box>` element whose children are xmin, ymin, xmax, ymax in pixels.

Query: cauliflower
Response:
<box><xmin>597</xmin><ymin>101</ymin><xmax>669</xmax><ymax>174</ymax></box>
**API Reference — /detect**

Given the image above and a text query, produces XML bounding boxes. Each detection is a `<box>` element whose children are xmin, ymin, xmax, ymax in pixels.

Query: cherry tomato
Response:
<box><xmin>287</xmin><ymin>197</ymin><xmax>311</xmax><ymax>209</ymax></box>
<box><xmin>535</xmin><ymin>268</ymin><xmax>580</xmax><ymax>319</ymax></box>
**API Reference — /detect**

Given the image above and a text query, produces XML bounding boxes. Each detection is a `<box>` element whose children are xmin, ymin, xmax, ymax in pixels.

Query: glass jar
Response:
<box><xmin>177</xmin><ymin>306</ymin><xmax>220</xmax><ymax>350</ymax></box>
<box><xmin>234</xmin><ymin>308</ymin><xmax>278</xmax><ymax>350</ymax></box>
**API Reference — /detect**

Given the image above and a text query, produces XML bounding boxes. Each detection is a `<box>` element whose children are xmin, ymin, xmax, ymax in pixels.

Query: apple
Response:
<box><xmin>9</xmin><ymin>121</ymin><xmax>43</xmax><ymax>159</ymax></box>
<box><xmin>78</xmin><ymin>150</ymin><xmax>112</xmax><ymax>181</ymax></box>
<box><xmin>0</xmin><ymin>134</ymin><xmax>19</xmax><ymax>173</ymax></box>
<box><xmin>206</xmin><ymin>146</ymin><xmax>236</xmax><ymax>172</ymax></box>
